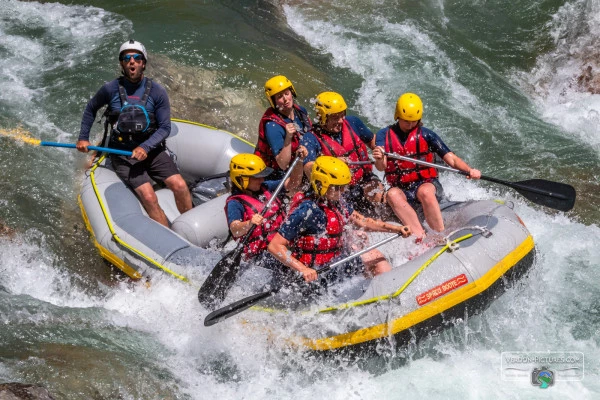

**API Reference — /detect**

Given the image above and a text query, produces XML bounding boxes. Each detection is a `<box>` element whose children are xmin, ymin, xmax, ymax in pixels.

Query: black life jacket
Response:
<box><xmin>108</xmin><ymin>78</ymin><xmax>157</xmax><ymax>150</ymax></box>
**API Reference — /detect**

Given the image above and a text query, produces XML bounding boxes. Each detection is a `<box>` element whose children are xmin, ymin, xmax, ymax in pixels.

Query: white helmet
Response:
<box><xmin>119</xmin><ymin>39</ymin><xmax>148</xmax><ymax>61</ymax></box>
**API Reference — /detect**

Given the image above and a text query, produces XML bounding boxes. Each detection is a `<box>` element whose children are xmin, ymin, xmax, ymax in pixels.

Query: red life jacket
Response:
<box><xmin>383</xmin><ymin>126</ymin><xmax>438</xmax><ymax>187</ymax></box>
<box><xmin>255</xmin><ymin>104</ymin><xmax>312</xmax><ymax>171</ymax></box>
<box><xmin>313</xmin><ymin>120</ymin><xmax>373</xmax><ymax>185</ymax></box>
<box><xmin>288</xmin><ymin>196</ymin><xmax>347</xmax><ymax>268</ymax></box>
<box><xmin>225</xmin><ymin>187</ymin><xmax>285</xmax><ymax>260</ymax></box>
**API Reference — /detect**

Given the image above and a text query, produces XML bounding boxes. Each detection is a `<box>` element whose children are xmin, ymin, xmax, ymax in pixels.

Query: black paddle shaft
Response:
<box><xmin>198</xmin><ymin>157</ymin><xmax>302</xmax><ymax>308</ymax></box>
<box><xmin>384</xmin><ymin>152</ymin><xmax>576</xmax><ymax>212</ymax></box>
<box><xmin>204</xmin><ymin>232</ymin><xmax>404</xmax><ymax>327</ymax></box>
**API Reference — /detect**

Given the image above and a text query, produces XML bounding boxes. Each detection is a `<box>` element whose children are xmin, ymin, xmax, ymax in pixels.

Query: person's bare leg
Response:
<box><xmin>361</xmin><ymin>249</ymin><xmax>391</xmax><ymax>277</ymax></box>
<box><xmin>135</xmin><ymin>183</ymin><xmax>169</xmax><ymax>227</ymax></box>
<box><xmin>386</xmin><ymin>187</ymin><xmax>426</xmax><ymax>238</ymax></box>
<box><xmin>164</xmin><ymin>174</ymin><xmax>192</xmax><ymax>214</ymax></box>
<box><xmin>416</xmin><ymin>183</ymin><xmax>444</xmax><ymax>232</ymax></box>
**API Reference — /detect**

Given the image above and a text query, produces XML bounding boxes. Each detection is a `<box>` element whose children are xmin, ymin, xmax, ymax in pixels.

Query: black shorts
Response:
<box><xmin>110</xmin><ymin>149</ymin><xmax>180</xmax><ymax>190</ymax></box>
<box><xmin>399</xmin><ymin>178</ymin><xmax>444</xmax><ymax>205</ymax></box>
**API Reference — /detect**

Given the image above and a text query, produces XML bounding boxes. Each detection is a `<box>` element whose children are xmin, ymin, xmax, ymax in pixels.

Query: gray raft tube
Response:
<box><xmin>79</xmin><ymin>120</ymin><xmax>254</xmax><ymax>279</ymax></box>
<box><xmin>166</xmin><ymin>120</ymin><xmax>254</xmax><ymax>248</ymax></box>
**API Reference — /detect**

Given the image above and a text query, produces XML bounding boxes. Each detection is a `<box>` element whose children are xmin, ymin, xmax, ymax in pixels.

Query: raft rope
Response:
<box><xmin>316</xmin><ymin>233</ymin><xmax>475</xmax><ymax>313</ymax></box>
<box><xmin>434</xmin><ymin>225</ymin><xmax>492</xmax><ymax>252</ymax></box>
<box><xmin>85</xmin><ymin>155</ymin><xmax>191</xmax><ymax>283</ymax></box>
<box><xmin>250</xmin><ymin>227</ymin><xmax>491</xmax><ymax>315</ymax></box>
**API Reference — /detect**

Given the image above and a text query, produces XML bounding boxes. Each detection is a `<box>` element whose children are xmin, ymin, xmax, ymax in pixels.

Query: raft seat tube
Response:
<box><xmin>88</xmin><ymin>155</ymin><xmax>190</xmax><ymax>283</ymax></box>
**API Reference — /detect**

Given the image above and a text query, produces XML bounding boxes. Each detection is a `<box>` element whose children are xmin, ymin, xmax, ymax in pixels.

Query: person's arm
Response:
<box><xmin>275</xmin><ymin>123</ymin><xmax>300</xmax><ymax>170</ymax></box>
<box><xmin>368</xmin><ymin>136</ymin><xmax>377</xmax><ymax>150</ymax></box>
<box><xmin>265</xmin><ymin>122</ymin><xmax>293</xmax><ymax>170</ymax></box>
<box><xmin>372</xmin><ymin>128</ymin><xmax>388</xmax><ymax>171</ymax></box>
<box><xmin>372</xmin><ymin>146</ymin><xmax>387</xmax><ymax>172</ymax></box>
<box><xmin>77</xmin><ymin>83</ymin><xmax>112</xmax><ymax>152</ymax></box>
<box><xmin>349</xmin><ymin>211</ymin><xmax>411</xmax><ymax>236</ymax></box>
<box><xmin>137</xmin><ymin>84</ymin><xmax>171</xmax><ymax>155</ymax></box>
<box><xmin>284</xmin><ymin>146</ymin><xmax>308</xmax><ymax>192</ymax></box>
<box><xmin>268</xmin><ymin>233</ymin><xmax>317</xmax><ymax>282</ymax></box>
<box><xmin>424</xmin><ymin>128</ymin><xmax>481</xmax><ymax>179</ymax></box>
<box><xmin>300</xmin><ymin>133</ymin><xmax>320</xmax><ymax>179</ymax></box>
<box><xmin>268</xmin><ymin>203</ymin><xmax>320</xmax><ymax>282</ymax></box>
<box><xmin>442</xmin><ymin>153</ymin><xmax>481</xmax><ymax>179</ymax></box>
<box><xmin>229</xmin><ymin>214</ymin><xmax>264</xmax><ymax>238</ymax></box>
<box><xmin>226</xmin><ymin>200</ymin><xmax>263</xmax><ymax>238</ymax></box>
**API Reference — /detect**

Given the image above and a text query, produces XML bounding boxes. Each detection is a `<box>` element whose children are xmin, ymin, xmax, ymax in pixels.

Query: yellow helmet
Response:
<box><xmin>229</xmin><ymin>153</ymin><xmax>273</xmax><ymax>190</ymax></box>
<box><xmin>311</xmin><ymin>156</ymin><xmax>351</xmax><ymax>196</ymax></box>
<box><xmin>394</xmin><ymin>92</ymin><xmax>423</xmax><ymax>121</ymax></box>
<box><xmin>264</xmin><ymin>75</ymin><xmax>297</xmax><ymax>108</ymax></box>
<box><xmin>314</xmin><ymin>91</ymin><xmax>347</xmax><ymax>125</ymax></box>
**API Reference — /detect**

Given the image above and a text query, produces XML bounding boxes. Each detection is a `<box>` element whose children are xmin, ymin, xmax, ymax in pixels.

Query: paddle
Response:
<box><xmin>197</xmin><ymin>157</ymin><xmax>302</xmax><ymax>308</ymax></box>
<box><xmin>204</xmin><ymin>231</ymin><xmax>405</xmax><ymax>326</ymax></box>
<box><xmin>384</xmin><ymin>152</ymin><xmax>576</xmax><ymax>212</ymax></box>
<box><xmin>0</xmin><ymin>127</ymin><xmax>133</xmax><ymax>156</ymax></box>
<box><xmin>40</xmin><ymin>142</ymin><xmax>133</xmax><ymax>157</ymax></box>
<box><xmin>347</xmin><ymin>160</ymin><xmax>374</xmax><ymax>166</ymax></box>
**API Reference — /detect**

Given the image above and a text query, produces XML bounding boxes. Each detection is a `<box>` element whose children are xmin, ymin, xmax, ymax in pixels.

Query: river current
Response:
<box><xmin>0</xmin><ymin>1</ymin><xmax>598</xmax><ymax>399</ymax></box>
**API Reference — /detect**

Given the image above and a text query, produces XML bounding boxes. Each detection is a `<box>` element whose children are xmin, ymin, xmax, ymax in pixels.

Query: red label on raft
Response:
<box><xmin>416</xmin><ymin>274</ymin><xmax>468</xmax><ymax>306</ymax></box>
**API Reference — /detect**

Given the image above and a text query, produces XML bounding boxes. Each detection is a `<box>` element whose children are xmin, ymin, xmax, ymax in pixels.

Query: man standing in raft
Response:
<box><xmin>372</xmin><ymin>93</ymin><xmax>481</xmax><ymax>239</ymax></box>
<box><xmin>268</xmin><ymin>156</ymin><xmax>411</xmax><ymax>284</ymax></box>
<box><xmin>255</xmin><ymin>75</ymin><xmax>312</xmax><ymax>183</ymax></box>
<box><xmin>76</xmin><ymin>40</ymin><xmax>191</xmax><ymax>227</ymax></box>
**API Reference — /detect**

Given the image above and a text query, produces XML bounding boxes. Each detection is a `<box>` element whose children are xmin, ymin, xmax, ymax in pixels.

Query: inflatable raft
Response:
<box><xmin>79</xmin><ymin>119</ymin><xmax>536</xmax><ymax>353</ymax></box>
<box><xmin>231</xmin><ymin>199</ymin><xmax>535</xmax><ymax>353</ymax></box>
<box><xmin>78</xmin><ymin>119</ymin><xmax>253</xmax><ymax>281</ymax></box>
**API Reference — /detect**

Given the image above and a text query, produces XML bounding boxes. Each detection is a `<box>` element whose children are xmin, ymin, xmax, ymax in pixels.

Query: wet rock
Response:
<box><xmin>0</xmin><ymin>383</ymin><xmax>55</xmax><ymax>400</ymax></box>
<box><xmin>146</xmin><ymin>55</ymin><xmax>264</xmax><ymax>143</ymax></box>
<box><xmin>575</xmin><ymin>65</ymin><xmax>600</xmax><ymax>94</ymax></box>
<box><xmin>0</xmin><ymin>219</ymin><xmax>16</xmax><ymax>239</ymax></box>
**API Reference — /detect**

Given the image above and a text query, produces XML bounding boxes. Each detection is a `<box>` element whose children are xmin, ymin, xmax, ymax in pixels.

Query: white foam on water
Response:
<box><xmin>282</xmin><ymin>4</ymin><xmax>480</xmax><ymax>129</ymax></box>
<box><xmin>0</xmin><ymin>0</ymin><xmax>127</xmax><ymax>139</ymax></box>
<box><xmin>514</xmin><ymin>0</ymin><xmax>600</xmax><ymax>153</ymax></box>
<box><xmin>0</xmin><ymin>231</ymin><xmax>98</xmax><ymax>308</ymax></box>
<box><xmin>162</xmin><ymin>175</ymin><xmax>598</xmax><ymax>399</ymax></box>
<box><xmin>2</xmin><ymin>167</ymin><xmax>598</xmax><ymax>398</ymax></box>
<box><xmin>2</xmin><ymin>0</ymin><xmax>598</xmax><ymax>397</ymax></box>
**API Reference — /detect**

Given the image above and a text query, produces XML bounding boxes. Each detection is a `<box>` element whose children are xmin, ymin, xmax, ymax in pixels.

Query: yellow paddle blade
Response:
<box><xmin>0</xmin><ymin>126</ymin><xmax>41</xmax><ymax>146</ymax></box>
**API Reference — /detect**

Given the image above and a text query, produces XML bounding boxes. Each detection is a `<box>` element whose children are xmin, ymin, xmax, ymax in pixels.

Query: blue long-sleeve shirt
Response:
<box><xmin>78</xmin><ymin>77</ymin><xmax>171</xmax><ymax>153</ymax></box>
<box><xmin>264</xmin><ymin>105</ymin><xmax>311</xmax><ymax>156</ymax></box>
<box><xmin>225</xmin><ymin>180</ymin><xmax>282</xmax><ymax>225</ymax></box>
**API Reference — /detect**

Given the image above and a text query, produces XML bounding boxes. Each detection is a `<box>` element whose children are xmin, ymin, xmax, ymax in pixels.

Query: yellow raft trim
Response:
<box><xmin>78</xmin><ymin>195</ymin><xmax>143</xmax><ymax>279</ymax></box>
<box><xmin>170</xmin><ymin>118</ymin><xmax>255</xmax><ymax>147</ymax></box>
<box><xmin>83</xmin><ymin>155</ymin><xmax>190</xmax><ymax>283</ymax></box>
<box><xmin>290</xmin><ymin>234</ymin><xmax>535</xmax><ymax>351</ymax></box>
<box><xmin>80</xmin><ymin>119</ymin><xmax>253</xmax><ymax>283</ymax></box>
